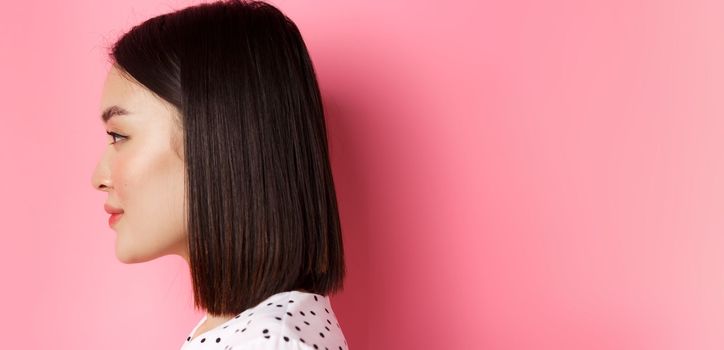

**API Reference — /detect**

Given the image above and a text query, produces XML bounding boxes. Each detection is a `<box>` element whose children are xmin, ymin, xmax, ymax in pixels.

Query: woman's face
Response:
<box><xmin>91</xmin><ymin>65</ymin><xmax>188</xmax><ymax>264</ymax></box>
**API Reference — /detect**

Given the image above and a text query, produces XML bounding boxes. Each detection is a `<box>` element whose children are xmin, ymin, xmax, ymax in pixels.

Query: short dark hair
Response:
<box><xmin>107</xmin><ymin>0</ymin><xmax>345</xmax><ymax>316</ymax></box>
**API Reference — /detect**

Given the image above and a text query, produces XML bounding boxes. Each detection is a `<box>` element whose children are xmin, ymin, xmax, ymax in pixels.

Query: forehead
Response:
<box><xmin>99</xmin><ymin>65</ymin><xmax>177</xmax><ymax>124</ymax></box>
<box><xmin>100</xmin><ymin>66</ymin><xmax>143</xmax><ymax>109</ymax></box>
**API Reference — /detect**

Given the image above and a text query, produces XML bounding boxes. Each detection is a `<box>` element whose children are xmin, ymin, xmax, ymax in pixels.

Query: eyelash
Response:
<box><xmin>106</xmin><ymin>131</ymin><xmax>127</xmax><ymax>144</ymax></box>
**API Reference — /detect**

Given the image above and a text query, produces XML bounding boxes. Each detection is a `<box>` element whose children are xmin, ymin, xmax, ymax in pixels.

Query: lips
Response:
<box><xmin>104</xmin><ymin>203</ymin><xmax>124</xmax><ymax>214</ymax></box>
<box><xmin>105</xmin><ymin>203</ymin><xmax>124</xmax><ymax>227</ymax></box>
<box><xmin>109</xmin><ymin>212</ymin><xmax>123</xmax><ymax>226</ymax></box>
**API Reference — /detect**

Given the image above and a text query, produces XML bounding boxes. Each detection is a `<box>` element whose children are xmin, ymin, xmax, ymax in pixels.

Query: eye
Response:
<box><xmin>106</xmin><ymin>131</ymin><xmax>127</xmax><ymax>145</ymax></box>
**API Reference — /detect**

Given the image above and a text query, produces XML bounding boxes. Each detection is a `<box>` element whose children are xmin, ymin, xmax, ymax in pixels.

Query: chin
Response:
<box><xmin>115</xmin><ymin>243</ymin><xmax>159</xmax><ymax>264</ymax></box>
<box><xmin>116</xmin><ymin>250</ymin><xmax>153</xmax><ymax>264</ymax></box>
<box><xmin>114</xmin><ymin>229</ymin><xmax>186</xmax><ymax>264</ymax></box>
<box><xmin>115</xmin><ymin>243</ymin><xmax>181</xmax><ymax>264</ymax></box>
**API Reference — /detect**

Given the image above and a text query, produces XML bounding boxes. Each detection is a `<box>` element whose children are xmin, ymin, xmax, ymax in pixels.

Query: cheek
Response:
<box><xmin>109</xmin><ymin>155</ymin><xmax>131</xmax><ymax>205</ymax></box>
<box><xmin>112</xmin><ymin>147</ymin><xmax>186</xmax><ymax>231</ymax></box>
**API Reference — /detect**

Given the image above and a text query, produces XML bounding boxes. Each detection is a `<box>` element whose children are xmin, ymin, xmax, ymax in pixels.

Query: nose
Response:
<box><xmin>91</xmin><ymin>149</ymin><xmax>112</xmax><ymax>191</ymax></box>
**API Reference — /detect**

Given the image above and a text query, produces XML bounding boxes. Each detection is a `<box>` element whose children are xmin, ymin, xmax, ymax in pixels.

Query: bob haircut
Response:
<box><xmin>106</xmin><ymin>0</ymin><xmax>345</xmax><ymax>316</ymax></box>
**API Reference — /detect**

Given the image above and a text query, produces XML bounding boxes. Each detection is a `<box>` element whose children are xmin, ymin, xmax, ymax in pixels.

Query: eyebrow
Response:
<box><xmin>101</xmin><ymin>105</ymin><xmax>129</xmax><ymax>123</ymax></box>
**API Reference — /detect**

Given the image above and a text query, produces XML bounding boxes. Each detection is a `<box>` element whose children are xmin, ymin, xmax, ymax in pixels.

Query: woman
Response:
<box><xmin>90</xmin><ymin>1</ymin><xmax>348</xmax><ymax>349</ymax></box>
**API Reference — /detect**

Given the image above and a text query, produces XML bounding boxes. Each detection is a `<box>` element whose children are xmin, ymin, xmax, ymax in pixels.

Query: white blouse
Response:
<box><xmin>179</xmin><ymin>290</ymin><xmax>348</xmax><ymax>350</ymax></box>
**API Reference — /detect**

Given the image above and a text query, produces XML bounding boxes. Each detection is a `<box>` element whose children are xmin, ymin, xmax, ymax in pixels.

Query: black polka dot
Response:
<box><xmin>187</xmin><ymin>291</ymin><xmax>344</xmax><ymax>349</ymax></box>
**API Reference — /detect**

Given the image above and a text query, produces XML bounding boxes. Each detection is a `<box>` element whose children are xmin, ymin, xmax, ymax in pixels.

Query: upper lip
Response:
<box><xmin>104</xmin><ymin>203</ymin><xmax>124</xmax><ymax>214</ymax></box>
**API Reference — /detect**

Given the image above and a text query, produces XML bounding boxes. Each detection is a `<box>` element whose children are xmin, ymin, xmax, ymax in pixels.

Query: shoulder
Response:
<box><xmin>226</xmin><ymin>336</ymin><xmax>316</xmax><ymax>350</ymax></box>
<box><xmin>183</xmin><ymin>291</ymin><xmax>349</xmax><ymax>350</ymax></box>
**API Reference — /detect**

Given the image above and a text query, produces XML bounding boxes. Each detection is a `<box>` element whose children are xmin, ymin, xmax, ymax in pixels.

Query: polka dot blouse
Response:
<box><xmin>180</xmin><ymin>290</ymin><xmax>348</xmax><ymax>350</ymax></box>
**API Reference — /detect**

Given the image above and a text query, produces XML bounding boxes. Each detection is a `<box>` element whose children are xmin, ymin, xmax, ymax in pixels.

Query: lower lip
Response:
<box><xmin>109</xmin><ymin>213</ymin><xmax>124</xmax><ymax>226</ymax></box>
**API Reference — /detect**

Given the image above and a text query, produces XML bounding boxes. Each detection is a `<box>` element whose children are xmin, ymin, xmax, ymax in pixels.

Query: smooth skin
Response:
<box><xmin>91</xmin><ymin>64</ymin><xmax>234</xmax><ymax>337</ymax></box>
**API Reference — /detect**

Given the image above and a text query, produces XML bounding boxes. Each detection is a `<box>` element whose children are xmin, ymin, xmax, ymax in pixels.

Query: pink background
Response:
<box><xmin>1</xmin><ymin>0</ymin><xmax>724</xmax><ymax>348</ymax></box>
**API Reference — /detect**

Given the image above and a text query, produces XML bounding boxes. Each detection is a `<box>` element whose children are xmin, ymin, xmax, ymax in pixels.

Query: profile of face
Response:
<box><xmin>91</xmin><ymin>65</ymin><xmax>188</xmax><ymax>264</ymax></box>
